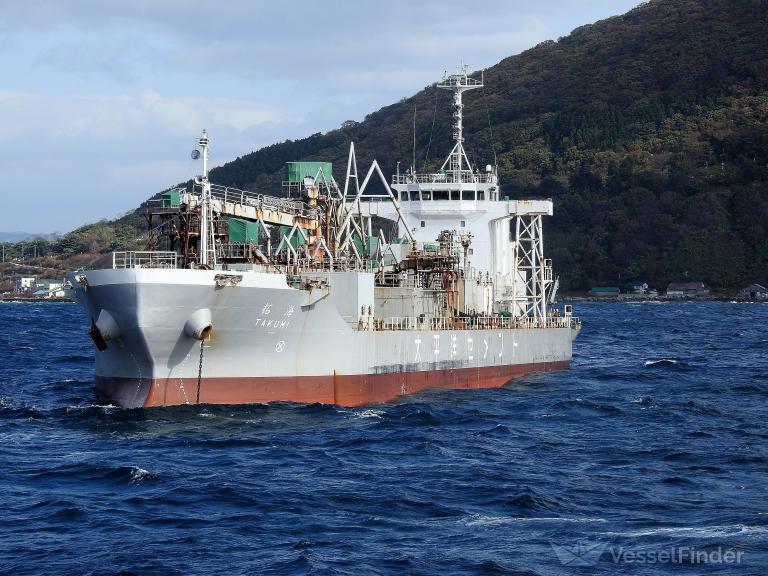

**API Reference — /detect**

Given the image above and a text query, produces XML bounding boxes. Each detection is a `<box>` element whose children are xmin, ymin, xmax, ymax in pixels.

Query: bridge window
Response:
<box><xmin>433</xmin><ymin>190</ymin><xmax>448</xmax><ymax>201</ymax></box>
<box><xmin>461</xmin><ymin>220</ymin><xmax>466</xmax><ymax>227</ymax></box>
<box><xmin>461</xmin><ymin>189</ymin><xmax>475</xmax><ymax>201</ymax></box>
<box><xmin>478</xmin><ymin>190</ymin><xmax>485</xmax><ymax>201</ymax></box>
<box><xmin>421</xmin><ymin>191</ymin><xmax>431</xmax><ymax>200</ymax></box>
<box><xmin>420</xmin><ymin>221</ymin><xmax>425</xmax><ymax>228</ymax></box>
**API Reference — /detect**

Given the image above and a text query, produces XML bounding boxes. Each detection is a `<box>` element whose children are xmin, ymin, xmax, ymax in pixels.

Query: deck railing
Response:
<box><xmin>376</xmin><ymin>315</ymin><xmax>579</xmax><ymax>331</ymax></box>
<box><xmin>112</xmin><ymin>251</ymin><xmax>178</xmax><ymax>269</ymax></box>
<box><xmin>392</xmin><ymin>171</ymin><xmax>496</xmax><ymax>185</ymax></box>
<box><xmin>208</xmin><ymin>184</ymin><xmax>318</xmax><ymax>219</ymax></box>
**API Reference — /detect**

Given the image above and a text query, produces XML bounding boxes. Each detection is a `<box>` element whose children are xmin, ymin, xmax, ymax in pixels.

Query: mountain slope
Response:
<box><xmin>205</xmin><ymin>0</ymin><xmax>768</xmax><ymax>291</ymax></box>
<box><xmin>6</xmin><ymin>0</ymin><xmax>767</xmax><ymax>291</ymax></box>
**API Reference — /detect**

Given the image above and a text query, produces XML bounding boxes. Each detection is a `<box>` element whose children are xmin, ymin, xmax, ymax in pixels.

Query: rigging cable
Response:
<box><xmin>412</xmin><ymin>105</ymin><xmax>417</xmax><ymax>171</ymax></box>
<box><xmin>422</xmin><ymin>87</ymin><xmax>440</xmax><ymax>171</ymax></box>
<box><xmin>482</xmin><ymin>79</ymin><xmax>498</xmax><ymax>168</ymax></box>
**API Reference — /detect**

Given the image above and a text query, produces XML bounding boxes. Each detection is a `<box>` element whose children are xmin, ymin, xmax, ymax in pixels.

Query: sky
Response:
<box><xmin>0</xmin><ymin>0</ymin><xmax>641</xmax><ymax>234</ymax></box>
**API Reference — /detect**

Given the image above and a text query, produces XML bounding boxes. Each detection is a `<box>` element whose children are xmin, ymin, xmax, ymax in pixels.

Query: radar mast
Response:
<box><xmin>437</xmin><ymin>62</ymin><xmax>484</xmax><ymax>181</ymax></box>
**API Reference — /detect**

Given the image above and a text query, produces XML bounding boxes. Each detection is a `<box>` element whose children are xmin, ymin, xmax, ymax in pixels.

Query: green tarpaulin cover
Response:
<box><xmin>278</xmin><ymin>226</ymin><xmax>307</xmax><ymax>249</ymax></box>
<box><xmin>228</xmin><ymin>218</ymin><xmax>260</xmax><ymax>243</ymax></box>
<box><xmin>159</xmin><ymin>190</ymin><xmax>180</xmax><ymax>208</ymax></box>
<box><xmin>285</xmin><ymin>162</ymin><xmax>333</xmax><ymax>183</ymax></box>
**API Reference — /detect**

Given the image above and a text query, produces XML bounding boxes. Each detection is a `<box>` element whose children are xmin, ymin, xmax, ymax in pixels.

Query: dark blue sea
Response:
<box><xmin>1</xmin><ymin>301</ymin><xmax>767</xmax><ymax>575</ymax></box>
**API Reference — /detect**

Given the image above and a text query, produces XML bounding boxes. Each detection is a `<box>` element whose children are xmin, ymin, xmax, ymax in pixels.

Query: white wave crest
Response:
<box><xmin>644</xmin><ymin>359</ymin><xmax>679</xmax><ymax>367</ymax></box>
<box><xmin>603</xmin><ymin>524</ymin><xmax>768</xmax><ymax>539</ymax></box>
<box><xmin>129</xmin><ymin>466</ymin><xmax>154</xmax><ymax>484</ymax></box>
<box><xmin>460</xmin><ymin>514</ymin><xmax>606</xmax><ymax>527</ymax></box>
<box><xmin>352</xmin><ymin>409</ymin><xmax>385</xmax><ymax>419</ymax></box>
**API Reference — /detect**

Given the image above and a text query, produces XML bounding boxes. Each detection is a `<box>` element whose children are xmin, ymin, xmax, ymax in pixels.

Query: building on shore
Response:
<box><xmin>666</xmin><ymin>282</ymin><xmax>709</xmax><ymax>298</ymax></box>
<box><xmin>32</xmin><ymin>279</ymin><xmax>67</xmax><ymax>298</ymax></box>
<box><xmin>589</xmin><ymin>286</ymin><xmax>621</xmax><ymax>297</ymax></box>
<box><xmin>13</xmin><ymin>277</ymin><xmax>36</xmax><ymax>293</ymax></box>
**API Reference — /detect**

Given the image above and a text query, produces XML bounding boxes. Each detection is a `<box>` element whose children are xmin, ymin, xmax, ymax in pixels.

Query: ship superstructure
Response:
<box><xmin>68</xmin><ymin>65</ymin><xmax>580</xmax><ymax>408</ymax></box>
<box><xmin>377</xmin><ymin>64</ymin><xmax>554</xmax><ymax>319</ymax></box>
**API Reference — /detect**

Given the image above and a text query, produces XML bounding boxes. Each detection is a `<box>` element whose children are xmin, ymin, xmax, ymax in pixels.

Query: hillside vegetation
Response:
<box><xmin>5</xmin><ymin>0</ymin><xmax>768</xmax><ymax>291</ymax></box>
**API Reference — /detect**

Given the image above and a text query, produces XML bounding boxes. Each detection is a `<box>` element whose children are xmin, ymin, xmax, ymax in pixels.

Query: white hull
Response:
<box><xmin>69</xmin><ymin>268</ymin><xmax>573</xmax><ymax>408</ymax></box>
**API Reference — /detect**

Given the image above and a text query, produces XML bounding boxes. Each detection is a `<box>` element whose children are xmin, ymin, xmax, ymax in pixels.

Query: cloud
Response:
<box><xmin>0</xmin><ymin>0</ymin><xmax>643</xmax><ymax>232</ymax></box>
<box><xmin>1</xmin><ymin>2</ymin><xmax>559</xmax><ymax>94</ymax></box>
<box><xmin>0</xmin><ymin>90</ymin><xmax>295</xmax><ymax>142</ymax></box>
<box><xmin>0</xmin><ymin>90</ymin><xmax>304</xmax><ymax>231</ymax></box>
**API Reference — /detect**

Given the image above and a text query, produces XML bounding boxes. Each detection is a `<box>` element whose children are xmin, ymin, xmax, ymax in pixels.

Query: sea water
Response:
<box><xmin>1</xmin><ymin>301</ymin><xmax>767</xmax><ymax>574</ymax></box>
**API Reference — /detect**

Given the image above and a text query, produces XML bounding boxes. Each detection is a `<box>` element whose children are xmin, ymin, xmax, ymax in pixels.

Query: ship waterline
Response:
<box><xmin>97</xmin><ymin>361</ymin><xmax>571</xmax><ymax>408</ymax></box>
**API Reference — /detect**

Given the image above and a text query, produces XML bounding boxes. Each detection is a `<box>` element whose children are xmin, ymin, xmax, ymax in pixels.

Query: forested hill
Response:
<box><xmin>7</xmin><ymin>0</ymin><xmax>766</xmax><ymax>292</ymax></box>
<box><xmin>203</xmin><ymin>0</ymin><xmax>768</xmax><ymax>291</ymax></box>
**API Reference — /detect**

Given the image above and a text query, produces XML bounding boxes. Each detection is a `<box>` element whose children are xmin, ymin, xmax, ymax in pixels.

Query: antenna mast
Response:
<box><xmin>437</xmin><ymin>62</ymin><xmax>483</xmax><ymax>182</ymax></box>
<box><xmin>196</xmin><ymin>129</ymin><xmax>213</xmax><ymax>267</ymax></box>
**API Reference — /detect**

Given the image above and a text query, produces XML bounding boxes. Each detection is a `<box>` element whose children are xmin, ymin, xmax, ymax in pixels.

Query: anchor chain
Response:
<box><xmin>196</xmin><ymin>340</ymin><xmax>204</xmax><ymax>404</ymax></box>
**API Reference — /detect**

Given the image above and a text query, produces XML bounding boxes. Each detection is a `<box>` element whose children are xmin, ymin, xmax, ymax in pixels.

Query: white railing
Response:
<box><xmin>112</xmin><ymin>251</ymin><xmax>178</xmax><ymax>269</ymax></box>
<box><xmin>281</xmin><ymin>180</ymin><xmax>334</xmax><ymax>197</ymax></box>
<box><xmin>375</xmin><ymin>315</ymin><xmax>579</xmax><ymax>331</ymax></box>
<box><xmin>208</xmin><ymin>184</ymin><xmax>318</xmax><ymax>219</ymax></box>
<box><xmin>392</xmin><ymin>171</ymin><xmax>496</xmax><ymax>185</ymax></box>
<box><xmin>384</xmin><ymin>317</ymin><xmax>420</xmax><ymax>330</ymax></box>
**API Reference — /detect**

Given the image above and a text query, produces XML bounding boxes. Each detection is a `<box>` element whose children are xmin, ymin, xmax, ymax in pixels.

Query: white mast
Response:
<box><xmin>196</xmin><ymin>129</ymin><xmax>214</xmax><ymax>267</ymax></box>
<box><xmin>437</xmin><ymin>62</ymin><xmax>483</xmax><ymax>182</ymax></box>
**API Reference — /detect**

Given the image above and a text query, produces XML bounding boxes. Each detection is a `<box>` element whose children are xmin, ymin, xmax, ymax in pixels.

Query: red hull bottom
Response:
<box><xmin>96</xmin><ymin>361</ymin><xmax>571</xmax><ymax>408</ymax></box>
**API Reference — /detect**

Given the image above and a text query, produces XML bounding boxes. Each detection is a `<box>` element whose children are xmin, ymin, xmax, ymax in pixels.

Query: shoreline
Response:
<box><xmin>1</xmin><ymin>296</ymin><xmax>74</xmax><ymax>303</ymax></box>
<box><xmin>560</xmin><ymin>295</ymin><xmax>766</xmax><ymax>303</ymax></box>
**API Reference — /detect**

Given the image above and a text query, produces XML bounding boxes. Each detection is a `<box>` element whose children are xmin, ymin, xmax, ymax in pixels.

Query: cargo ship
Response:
<box><xmin>68</xmin><ymin>65</ymin><xmax>580</xmax><ymax>408</ymax></box>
